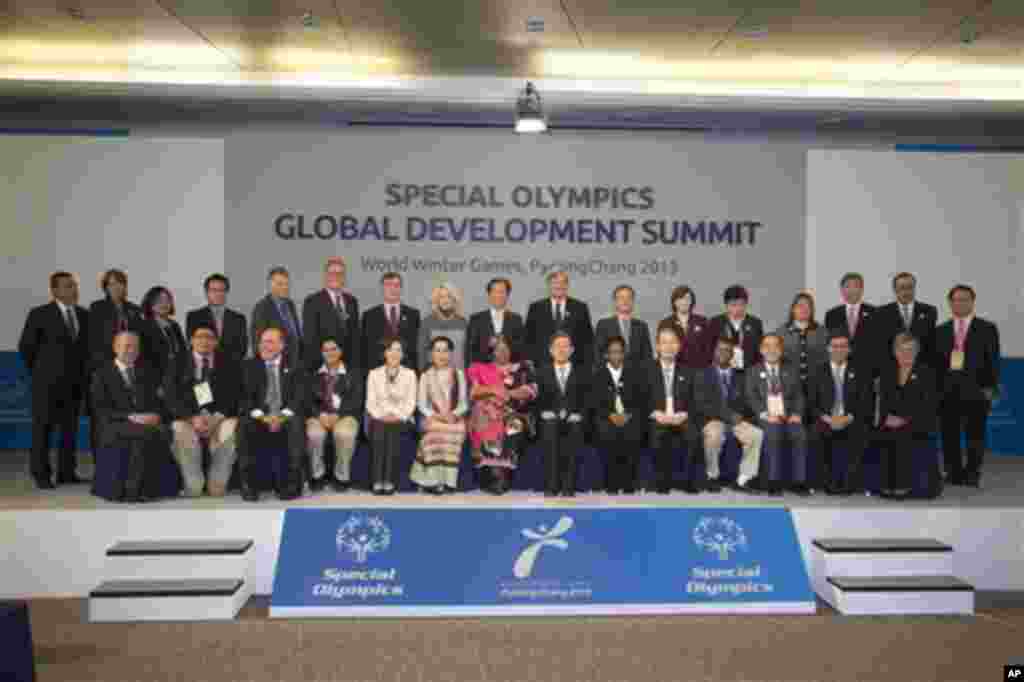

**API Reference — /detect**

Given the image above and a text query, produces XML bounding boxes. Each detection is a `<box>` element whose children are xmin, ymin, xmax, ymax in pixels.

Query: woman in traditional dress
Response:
<box><xmin>411</xmin><ymin>336</ymin><xmax>468</xmax><ymax>494</ymax></box>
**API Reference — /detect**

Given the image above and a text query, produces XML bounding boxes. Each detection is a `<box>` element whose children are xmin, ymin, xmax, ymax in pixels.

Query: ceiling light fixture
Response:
<box><xmin>514</xmin><ymin>81</ymin><xmax>547</xmax><ymax>133</ymax></box>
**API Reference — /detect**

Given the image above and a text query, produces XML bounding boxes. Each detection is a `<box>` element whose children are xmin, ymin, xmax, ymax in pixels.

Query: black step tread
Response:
<box><xmin>90</xmin><ymin>579</ymin><xmax>244</xmax><ymax>598</ymax></box>
<box><xmin>827</xmin><ymin>575</ymin><xmax>973</xmax><ymax>592</ymax></box>
<box><xmin>813</xmin><ymin>538</ymin><xmax>952</xmax><ymax>553</ymax></box>
<box><xmin>107</xmin><ymin>540</ymin><xmax>253</xmax><ymax>556</ymax></box>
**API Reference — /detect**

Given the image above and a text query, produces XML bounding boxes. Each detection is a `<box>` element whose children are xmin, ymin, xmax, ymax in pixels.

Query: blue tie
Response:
<box><xmin>277</xmin><ymin>300</ymin><xmax>299</xmax><ymax>340</ymax></box>
<box><xmin>720</xmin><ymin>370</ymin><xmax>730</xmax><ymax>399</ymax></box>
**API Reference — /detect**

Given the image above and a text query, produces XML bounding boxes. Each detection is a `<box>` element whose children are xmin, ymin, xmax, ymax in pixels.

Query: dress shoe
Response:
<box><xmin>622</xmin><ymin>488</ymin><xmax>636</xmax><ymax>495</ymax></box>
<box><xmin>606</xmin><ymin>489</ymin><xmax>620</xmax><ymax>495</ymax></box>
<box><xmin>330</xmin><ymin>479</ymin><xmax>351</xmax><ymax>493</ymax></box>
<box><xmin>879</xmin><ymin>489</ymin><xmax>907</xmax><ymax>501</ymax></box>
<box><xmin>544</xmin><ymin>491</ymin><xmax>558</xmax><ymax>498</ymax></box>
<box><xmin>241</xmin><ymin>489</ymin><xmax>260</xmax><ymax>502</ymax></box>
<box><xmin>655</xmin><ymin>487</ymin><xmax>671</xmax><ymax>495</ymax></box>
<box><xmin>790</xmin><ymin>485</ymin><xmax>813</xmax><ymax>497</ymax></box>
<box><xmin>764</xmin><ymin>486</ymin><xmax>784</xmax><ymax>497</ymax></box>
<box><xmin>946</xmin><ymin>474</ymin><xmax>967</xmax><ymax>486</ymax></box>
<box><xmin>561</xmin><ymin>490</ymin><xmax>576</xmax><ymax>498</ymax></box>
<box><xmin>730</xmin><ymin>481</ymin><xmax>758</xmax><ymax>495</ymax></box>
<box><xmin>279</xmin><ymin>487</ymin><xmax>302</xmax><ymax>501</ymax></box>
<box><xmin>704</xmin><ymin>480</ymin><xmax>722</xmax><ymax>493</ymax></box>
<box><xmin>56</xmin><ymin>473</ymin><xmax>87</xmax><ymax>485</ymax></box>
<box><xmin>683</xmin><ymin>484</ymin><xmax>701</xmax><ymax>494</ymax></box>
<box><xmin>309</xmin><ymin>477</ymin><xmax>327</xmax><ymax>493</ymax></box>
<box><xmin>34</xmin><ymin>477</ymin><xmax>56</xmax><ymax>490</ymax></box>
<box><xmin>824</xmin><ymin>485</ymin><xmax>840</xmax><ymax>496</ymax></box>
<box><xmin>965</xmin><ymin>473</ymin><xmax>982</xmax><ymax>488</ymax></box>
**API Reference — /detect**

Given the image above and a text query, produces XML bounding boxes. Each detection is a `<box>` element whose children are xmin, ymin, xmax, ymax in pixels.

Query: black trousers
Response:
<box><xmin>370</xmin><ymin>419</ymin><xmax>405</xmax><ymax>489</ymax></box>
<box><xmin>650</xmin><ymin>423</ymin><xmax>701</xmax><ymax>492</ymax></box>
<box><xmin>940</xmin><ymin>396</ymin><xmax>989</xmax><ymax>481</ymax></box>
<box><xmin>874</xmin><ymin>427</ymin><xmax>937</xmax><ymax>493</ymax></box>
<box><xmin>30</xmin><ymin>380</ymin><xmax>83</xmax><ymax>482</ymax></box>
<box><xmin>539</xmin><ymin>418</ymin><xmax>583</xmax><ymax>494</ymax></box>
<box><xmin>102</xmin><ymin>422</ymin><xmax>169</xmax><ymax>499</ymax></box>
<box><xmin>595</xmin><ymin>417</ymin><xmax>643</xmax><ymax>492</ymax></box>
<box><xmin>813</xmin><ymin>423</ymin><xmax>866</xmax><ymax>492</ymax></box>
<box><xmin>236</xmin><ymin>416</ymin><xmax>305</xmax><ymax>495</ymax></box>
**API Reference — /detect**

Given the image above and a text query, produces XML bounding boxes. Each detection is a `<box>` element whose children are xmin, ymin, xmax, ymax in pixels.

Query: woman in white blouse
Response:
<box><xmin>365</xmin><ymin>337</ymin><xmax>417</xmax><ymax>495</ymax></box>
<box><xmin>411</xmin><ymin>336</ymin><xmax>469</xmax><ymax>494</ymax></box>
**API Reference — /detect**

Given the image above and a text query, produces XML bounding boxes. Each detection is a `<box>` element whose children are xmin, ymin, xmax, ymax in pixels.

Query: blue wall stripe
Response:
<box><xmin>894</xmin><ymin>143</ymin><xmax>1024</xmax><ymax>153</ymax></box>
<box><xmin>0</xmin><ymin>128</ymin><xmax>130</xmax><ymax>137</ymax></box>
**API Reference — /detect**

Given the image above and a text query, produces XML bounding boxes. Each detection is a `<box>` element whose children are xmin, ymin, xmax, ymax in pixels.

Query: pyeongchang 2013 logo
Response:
<box><xmin>513</xmin><ymin>516</ymin><xmax>574</xmax><ymax>578</ymax></box>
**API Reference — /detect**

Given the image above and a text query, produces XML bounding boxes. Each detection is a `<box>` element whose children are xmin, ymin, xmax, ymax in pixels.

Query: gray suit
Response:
<box><xmin>250</xmin><ymin>294</ymin><xmax>303</xmax><ymax>369</ymax></box>
<box><xmin>744</xmin><ymin>362</ymin><xmax>808</xmax><ymax>486</ymax></box>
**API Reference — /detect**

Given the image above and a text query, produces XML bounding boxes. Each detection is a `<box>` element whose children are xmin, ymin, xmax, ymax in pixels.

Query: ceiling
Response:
<box><xmin>1</xmin><ymin>0</ymin><xmax>1023</xmax><ymax>129</ymax></box>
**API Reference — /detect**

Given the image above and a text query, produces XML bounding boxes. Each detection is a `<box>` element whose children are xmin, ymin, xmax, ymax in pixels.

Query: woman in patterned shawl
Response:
<box><xmin>411</xmin><ymin>336</ymin><xmax>468</xmax><ymax>494</ymax></box>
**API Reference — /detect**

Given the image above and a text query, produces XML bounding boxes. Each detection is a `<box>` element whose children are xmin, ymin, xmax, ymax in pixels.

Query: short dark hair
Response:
<box><xmin>204</xmin><ymin>273</ymin><xmax>230</xmax><ymax>292</ymax></box>
<box><xmin>714</xmin><ymin>335</ymin><xmax>736</xmax><ymax>347</ymax></box>
<box><xmin>259</xmin><ymin>325</ymin><xmax>286</xmax><ymax>343</ymax></box>
<box><xmin>141</xmin><ymin>286</ymin><xmax>175</xmax><ymax>319</ymax></box>
<box><xmin>381</xmin><ymin>272</ymin><xmax>402</xmax><ymax>285</ymax></box>
<box><xmin>948</xmin><ymin>284</ymin><xmax>976</xmax><ymax>301</ymax></box>
<box><xmin>723</xmin><ymin>285</ymin><xmax>749</xmax><ymax>304</ymax></box>
<box><xmin>101</xmin><ymin>268</ymin><xmax>127</xmax><ymax>294</ymax></box>
<box><xmin>670</xmin><ymin>285</ymin><xmax>696</xmax><ymax>311</ymax></box>
<box><xmin>549</xmin><ymin>331</ymin><xmax>572</xmax><ymax>347</ymax></box>
<box><xmin>429</xmin><ymin>335</ymin><xmax>455</xmax><ymax>352</ymax></box>
<box><xmin>603</xmin><ymin>335</ymin><xmax>627</xmax><ymax>354</ymax></box>
<box><xmin>49</xmin><ymin>271</ymin><xmax>74</xmax><ymax>291</ymax></box>
<box><xmin>191</xmin><ymin>324</ymin><xmax>218</xmax><ymax>339</ymax></box>
<box><xmin>840</xmin><ymin>272</ymin><xmax>864</xmax><ymax>287</ymax></box>
<box><xmin>320</xmin><ymin>335</ymin><xmax>344</xmax><ymax>356</ymax></box>
<box><xmin>267</xmin><ymin>266</ymin><xmax>289</xmax><ymax>281</ymax></box>
<box><xmin>656</xmin><ymin>325</ymin><xmax>681</xmax><ymax>342</ymax></box>
<box><xmin>486</xmin><ymin>278</ymin><xmax>511</xmax><ymax>294</ymax></box>
<box><xmin>380</xmin><ymin>335</ymin><xmax>404</xmax><ymax>352</ymax></box>
<box><xmin>892</xmin><ymin>272</ymin><xmax>916</xmax><ymax>289</ymax></box>
<box><xmin>491</xmin><ymin>334</ymin><xmax>519</xmax><ymax>362</ymax></box>
<box><xmin>612</xmin><ymin>284</ymin><xmax>635</xmax><ymax>299</ymax></box>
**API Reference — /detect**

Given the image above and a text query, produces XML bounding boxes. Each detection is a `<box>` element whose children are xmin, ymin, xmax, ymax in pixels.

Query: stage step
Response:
<box><xmin>810</xmin><ymin>538</ymin><xmax>954</xmax><ymax>599</ymax></box>
<box><xmin>104</xmin><ymin>539</ymin><xmax>254</xmax><ymax>582</ymax></box>
<box><xmin>823</xmin><ymin>575</ymin><xmax>974</xmax><ymax>615</ymax></box>
<box><xmin>88</xmin><ymin>579</ymin><xmax>250</xmax><ymax>622</ymax></box>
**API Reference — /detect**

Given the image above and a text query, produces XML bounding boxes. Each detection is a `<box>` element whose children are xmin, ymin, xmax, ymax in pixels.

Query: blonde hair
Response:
<box><xmin>430</xmin><ymin>282</ymin><xmax>464</xmax><ymax>318</ymax></box>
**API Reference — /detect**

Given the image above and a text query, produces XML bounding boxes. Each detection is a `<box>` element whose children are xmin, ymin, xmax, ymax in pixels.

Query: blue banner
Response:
<box><xmin>270</xmin><ymin>507</ymin><xmax>815</xmax><ymax>617</ymax></box>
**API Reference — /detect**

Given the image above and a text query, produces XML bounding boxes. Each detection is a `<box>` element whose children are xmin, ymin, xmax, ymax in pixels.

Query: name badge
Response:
<box><xmin>193</xmin><ymin>382</ymin><xmax>214</xmax><ymax>407</ymax></box>
<box><xmin>767</xmin><ymin>394</ymin><xmax>785</xmax><ymax>418</ymax></box>
<box><xmin>950</xmin><ymin>351</ymin><xmax>965</xmax><ymax>371</ymax></box>
<box><xmin>732</xmin><ymin>348</ymin><xmax>744</xmax><ymax>370</ymax></box>
<box><xmin>332</xmin><ymin>393</ymin><xmax>341</xmax><ymax>410</ymax></box>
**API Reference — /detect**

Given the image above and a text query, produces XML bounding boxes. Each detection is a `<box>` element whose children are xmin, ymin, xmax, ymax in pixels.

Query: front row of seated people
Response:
<box><xmin>92</xmin><ymin>321</ymin><xmax>940</xmax><ymax>502</ymax></box>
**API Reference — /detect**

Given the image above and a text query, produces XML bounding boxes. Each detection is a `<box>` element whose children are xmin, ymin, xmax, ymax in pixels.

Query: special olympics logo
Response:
<box><xmin>336</xmin><ymin>515</ymin><xmax>391</xmax><ymax>563</ymax></box>
<box><xmin>693</xmin><ymin>516</ymin><xmax>748</xmax><ymax>560</ymax></box>
<box><xmin>513</xmin><ymin>516</ymin><xmax>574</xmax><ymax>579</ymax></box>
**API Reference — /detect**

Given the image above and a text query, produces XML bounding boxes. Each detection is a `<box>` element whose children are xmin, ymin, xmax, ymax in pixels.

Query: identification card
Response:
<box><xmin>332</xmin><ymin>393</ymin><xmax>341</xmax><ymax>410</ymax></box>
<box><xmin>732</xmin><ymin>348</ymin><xmax>744</xmax><ymax>370</ymax></box>
<box><xmin>767</xmin><ymin>394</ymin><xmax>785</xmax><ymax>418</ymax></box>
<box><xmin>950</xmin><ymin>350</ymin><xmax>965</xmax><ymax>371</ymax></box>
<box><xmin>193</xmin><ymin>382</ymin><xmax>214</xmax><ymax>407</ymax></box>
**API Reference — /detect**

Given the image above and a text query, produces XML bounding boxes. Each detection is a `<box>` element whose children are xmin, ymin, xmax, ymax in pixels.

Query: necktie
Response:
<box><xmin>388</xmin><ymin>305</ymin><xmax>399</xmax><ymax>331</ymax></box>
<box><xmin>162</xmin><ymin>324</ymin><xmax>178</xmax><ymax>356</ymax></box>
<box><xmin>266</xmin><ymin>364</ymin><xmax>282</xmax><ymax>414</ymax></box>
<box><xmin>277</xmin><ymin>301</ymin><xmax>299</xmax><ymax>341</ymax></box>
<box><xmin>613</xmin><ymin>373</ymin><xmax>625</xmax><ymax>414</ymax></box>
<box><xmin>212</xmin><ymin>308</ymin><xmax>224</xmax><ymax>337</ymax></box>
<box><xmin>720</xmin><ymin>370</ymin><xmax>730</xmax><ymax>399</ymax></box>
<box><xmin>334</xmin><ymin>293</ymin><xmax>347</xmax><ymax>321</ymax></box>
<box><xmin>201</xmin><ymin>356</ymin><xmax>211</xmax><ymax>382</ymax></box>
<box><xmin>847</xmin><ymin>306</ymin><xmax>858</xmax><ymax>336</ymax></box>
<box><xmin>769</xmin><ymin>367</ymin><xmax>780</xmax><ymax>394</ymax></box>
<box><xmin>558</xmin><ymin>366</ymin><xmax>568</xmax><ymax>393</ymax></box>
<box><xmin>555</xmin><ymin>303</ymin><xmax>564</xmax><ymax>326</ymax></box>
<box><xmin>125</xmin><ymin>366</ymin><xmax>137</xmax><ymax>407</ymax></box>
<box><xmin>833</xmin><ymin>367</ymin><xmax>845</xmax><ymax>416</ymax></box>
<box><xmin>955</xmin><ymin>319</ymin><xmax>966</xmax><ymax>351</ymax></box>
<box><xmin>620</xmin><ymin>318</ymin><xmax>630</xmax><ymax>348</ymax></box>
<box><xmin>903</xmin><ymin>305</ymin><xmax>912</xmax><ymax>329</ymax></box>
<box><xmin>64</xmin><ymin>306</ymin><xmax>77</xmax><ymax>339</ymax></box>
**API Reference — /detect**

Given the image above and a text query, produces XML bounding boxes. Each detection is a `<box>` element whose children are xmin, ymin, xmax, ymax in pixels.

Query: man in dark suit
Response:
<box><xmin>90</xmin><ymin>331</ymin><xmax>168</xmax><ymax>503</ymax></box>
<box><xmin>694</xmin><ymin>336</ymin><xmax>763</xmax><ymax>493</ymax></box>
<box><xmin>302</xmin><ymin>257</ymin><xmax>360</xmax><ymax>371</ymax></box>
<box><xmin>165</xmin><ymin>324</ymin><xmax>242</xmax><ymax>498</ymax></box>
<box><xmin>589</xmin><ymin>335</ymin><xmax>650</xmax><ymax>494</ymax></box>
<box><xmin>361</xmin><ymin>272</ymin><xmax>421</xmax><ymax>372</ymax></box>
<box><xmin>745</xmin><ymin>334</ymin><xmax>810</xmax><ymax>496</ymax></box>
<box><xmin>250</xmin><ymin>266</ymin><xmax>304</xmax><ymax>370</ymax></box>
<box><xmin>535</xmin><ymin>332</ymin><xmax>589</xmax><ymax>497</ymax></box>
<box><xmin>808</xmin><ymin>332</ymin><xmax>873</xmax><ymax>495</ymax></box>
<box><xmin>823</xmin><ymin>272</ymin><xmax>878</xmax><ymax>374</ymax></box>
<box><xmin>593</xmin><ymin>285</ymin><xmax>653</xmax><ymax>369</ymax></box>
<box><xmin>466</xmin><ymin>278</ymin><xmax>525</xmax><ymax>366</ymax></box>
<box><xmin>874</xmin><ymin>272</ymin><xmax>938</xmax><ymax>371</ymax></box>
<box><xmin>186</xmin><ymin>273</ymin><xmax>248</xmax><ymax>367</ymax></box>
<box><xmin>705</xmin><ymin>285</ymin><xmax>764</xmax><ymax>375</ymax></box>
<box><xmin>236</xmin><ymin>327</ymin><xmax>307</xmax><ymax>502</ymax></box>
<box><xmin>525</xmin><ymin>270</ymin><xmax>594</xmax><ymax>369</ymax></box>
<box><xmin>18</xmin><ymin>271</ymin><xmax>90</xmax><ymax>489</ymax></box>
<box><xmin>648</xmin><ymin>326</ymin><xmax>701</xmax><ymax>494</ymax></box>
<box><xmin>936</xmin><ymin>284</ymin><xmax>1000</xmax><ymax>488</ymax></box>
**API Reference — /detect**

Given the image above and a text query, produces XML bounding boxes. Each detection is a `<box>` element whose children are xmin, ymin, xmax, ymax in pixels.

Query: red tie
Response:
<box><xmin>955</xmin><ymin>319</ymin><xmax>967</xmax><ymax>351</ymax></box>
<box><xmin>388</xmin><ymin>306</ymin><xmax>398</xmax><ymax>331</ymax></box>
<box><xmin>847</xmin><ymin>306</ymin><xmax>858</xmax><ymax>336</ymax></box>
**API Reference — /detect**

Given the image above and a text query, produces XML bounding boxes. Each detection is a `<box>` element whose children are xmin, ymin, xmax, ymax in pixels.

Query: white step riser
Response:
<box><xmin>825</xmin><ymin>585</ymin><xmax>974</xmax><ymax>616</ymax></box>
<box><xmin>89</xmin><ymin>585</ymin><xmax>250</xmax><ymax>622</ymax></box>
<box><xmin>105</xmin><ymin>555</ymin><xmax>252</xmax><ymax>583</ymax></box>
<box><xmin>810</xmin><ymin>549</ymin><xmax>954</xmax><ymax>597</ymax></box>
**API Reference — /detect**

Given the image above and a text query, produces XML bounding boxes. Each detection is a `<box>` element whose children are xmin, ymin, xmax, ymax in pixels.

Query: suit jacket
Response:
<box><xmin>694</xmin><ymin>366</ymin><xmax>754</xmax><ymax>426</ymax></box>
<box><xmin>588</xmin><ymin>363</ymin><xmax>650</xmax><ymax>420</ymax></box>
<box><xmin>875</xmin><ymin>301</ymin><xmax>938</xmax><ymax>370</ymax></box>
<box><xmin>90</xmin><ymin>361</ymin><xmax>164</xmax><ymax>446</ymax></box>
<box><xmin>306</xmin><ymin>366</ymin><xmax>364</xmax><ymax>420</ymax></box>
<box><xmin>745</xmin><ymin>363</ymin><xmax>805</xmax><ymax>420</ymax></box>
<box><xmin>594</xmin><ymin>316</ymin><xmax>653</xmax><ymax>369</ymax></box>
<box><xmin>87</xmin><ymin>298</ymin><xmax>145</xmax><ymax>371</ymax></box>
<box><xmin>657</xmin><ymin>314</ymin><xmax>712</xmax><ymax>368</ymax></box>
<box><xmin>164</xmin><ymin>353</ymin><xmax>242</xmax><ymax>420</ymax></box>
<box><xmin>186</xmin><ymin>306</ymin><xmax>248</xmax><ymax>366</ymax></box>
<box><xmin>465</xmin><ymin>309</ymin><xmax>525</xmax><ymax>367</ymax></box>
<box><xmin>534</xmin><ymin>363</ymin><xmax>589</xmax><ymax>417</ymax></box>
<box><xmin>706</xmin><ymin>314</ymin><xmax>765</xmax><ymax>371</ymax></box>
<box><xmin>250</xmin><ymin>295</ymin><xmax>304</xmax><ymax>370</ymax></box>
<box><xmin>361</xmin><ymin>304</ymin><xmax>421</xmax><ymax>372</ymax></box>
<box><xmin>239</xmin><ymin>356</ymin><xmax>306</xmax><ymax>417</ymax></box>
<box><xmin>302</xmin><ymin>289</ymin><xmax>361</xmax><ymax>371</ymax></box>
<box><xmin>140</xmin><ymin>318</ymin><xmax>188</xmax><ymax>381</ymax></box>
<box><xmin>648</xmin><ymin>361</ymin><xmax>696</xmax><ymax>416</ymax></box>
<box><xmin>878</xmin><ymin>363</ymin><xmax>937</xmax><ymax>435</ymax></box>
<box><xmin>807</xmin><ymin>362</ymin><xmax>873</xmax><ymax>427</ymax></box>
<box><xmin>824</xmin><ymin>303</ymin><xmax>878</xmax><ymax>371</ymax></box>
<box><xmin>19</xmin><ymin>302</ymin><xmax>90</xmax><ymax>396</ymax></box>
<box><xmin>935</xmin><ymin>316</ymin><xmax>1000</xmax><ymax>402</ymax></box>
<box><xmin>525</xmin><ymin>297</ymin><xmax>595</xmax><ymax>369</ymax></box>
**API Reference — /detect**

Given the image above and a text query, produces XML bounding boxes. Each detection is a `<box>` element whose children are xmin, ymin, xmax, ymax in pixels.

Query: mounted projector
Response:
<box><xmin>515</xmin><ymin>82</ymin><xmax>547</xmax><ymax>134</ymax></box>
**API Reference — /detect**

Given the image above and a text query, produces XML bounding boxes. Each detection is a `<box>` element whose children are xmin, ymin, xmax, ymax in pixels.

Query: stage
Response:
<box><xmin>2</xmin><ymin>451</ymin><xmax>1023</xmax><ymax>599</ymax></box>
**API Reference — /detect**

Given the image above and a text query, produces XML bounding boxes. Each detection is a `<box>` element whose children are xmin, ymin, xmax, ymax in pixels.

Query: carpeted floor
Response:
<box><xmin>26</xmin><ymin>597</ymin><xmax>1024</xmax><ymax>682</ymax></box>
